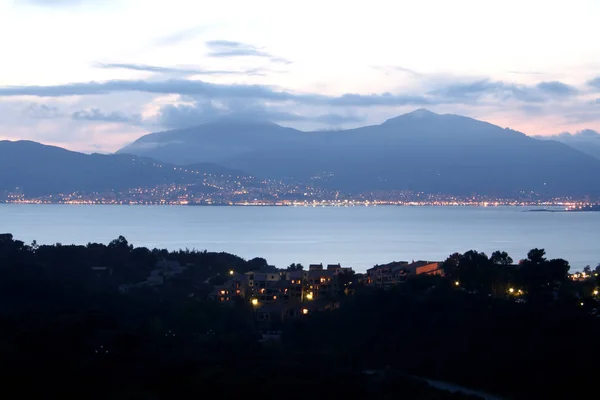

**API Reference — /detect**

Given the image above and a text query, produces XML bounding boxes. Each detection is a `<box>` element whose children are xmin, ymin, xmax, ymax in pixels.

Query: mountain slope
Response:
<box><xmin>0</xmin><ymin>140</ymin><xmax>234</xmax><ymax>196</ymax></box>
<box><xmin>118</xmin><ymin>118</ymin><xmax>304</xmax><ymax>165</ymax></box>
<box><xmin>117</xmin><ymin>110</ymin><xmax>600</xmax><ymax>197</ymax></box>
<box><xmin>534</xmin><ymin>130</ymin><xmax>600</xmax><ymax>160</ymax></box>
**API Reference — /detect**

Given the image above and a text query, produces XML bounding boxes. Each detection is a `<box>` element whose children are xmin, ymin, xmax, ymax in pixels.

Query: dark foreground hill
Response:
<box><xmin>118</xmin><ymin>110</ymin><xmax>600</xmax><ymax>197</ymax></box>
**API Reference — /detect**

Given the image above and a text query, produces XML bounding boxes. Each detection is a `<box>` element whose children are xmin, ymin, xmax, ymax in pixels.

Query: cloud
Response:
<box><xmin>372</xmin><ymin>66</ymin><xmax>421</xmax><ymax>76</ymax></box>
<box><xmin>157</xmin><ymin>100</ymin><xmax>223</xmax><ymax>129</ymax></box>
<box><xmin>18</xmin><ymin>0</ymin><xmax>98</xmax><ymax>7</ymax></box>
<box><xmin>563</xmin><ymin>111</ymin><xmax>600</xmax><ymax>124</ymax></box>
<box><xmin>536</xmin><ymin>81</ymin><xmax>578</xmax><ymax>96</ymax></box>
<box><xmin>508</xmin><ymin>71</ymin><xmax>546</xmax><ymax>75</ymax></box>
<box><xmin>0</xmin><ymin>76</ymin><xmax>585</xmax><ymax>110</ymax></box>
<box><xmin>596</xmin><ymin>98</ymin><xmax>600</xmax><ymax>104</ymax></box>
<box><xmin>0</xmin><ymin>78</ymin><xmax>433</xmax><ymax>107</ymax></box>
<box><xmin>154</xmin><ymin>25</ymin><xmax>211</xmax><ymax>46</ymax></box>
<box><xmin>96</xmin><ymin>62</ymin><xmax>267</xmax><ymax>77</ymax></box>
<box><xmin>23</xmin><ymin>104</ymin><xmax>63</xmax><ymax>119</ymax></box>
<box><xmin>157</xmin><ymin>99</ymin><xmax>364</xmax><ymax>129</ymax></box>
<box><xmin>430</xmin><ymin>79</ymin><xmax>580</xmax><ymax>103</ymax></box>
<box><xmin>71</xmin><ymin>108</ymin><xmax>142</xmax><ymax>124</ymax></box>
<box><xmin>541</xmin><ymin>129</ymin><xmax>600</xmax><ymax>142</ymax></box>
<box><xmin>205</xmin><ymin>40</ymin><xmax>291</xmax><ymax>64</ymax></box>
<box><xmin>430</xmin><ymin>80</ymin><xmax>541</xmax><ymax>102</ymax></box>
<box><xmin>589</xmin><ymin>77</ymin><xmax>600</xmax><ymax>90</ymax></box>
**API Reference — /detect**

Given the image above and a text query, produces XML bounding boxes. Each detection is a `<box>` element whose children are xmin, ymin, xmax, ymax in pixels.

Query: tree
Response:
<box><xmin>583</xmin><ymin>265</ymin><xmax>592</xmax><ymax>275</ymax></box>
<box><xmin>287</xmin><ymin>263</ymin><xmax>304</xmax><ymax>271</ymax></box>
<box><xmin>247</xmin><ymin>257</ymin><xmax>268</xmax><ymax>271</ymax></box>
<box><xmin>441</xmin><ymin>252</ymin><xmax>462</xmax><ymax>279</ymax></box>
<box><xmin>524</xmin><ymin>248</ymin><xmax>547</xmax><ymax>266</ymax></box>
<box><xmin>109</xmin><ymin>235</ymin><xmax>132</xmax><ymax>252</ymax></box>
<box><xmin>491</xmin><ymin>251</ymin><xmax>513</xmax><ymax>266</ymax></box>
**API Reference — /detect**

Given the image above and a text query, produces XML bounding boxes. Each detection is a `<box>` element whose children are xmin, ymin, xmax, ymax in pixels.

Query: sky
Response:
<box><xmin>0</xmin><ymin>0</ymin><xmax>599</xmax><ymax>153</ymax></box>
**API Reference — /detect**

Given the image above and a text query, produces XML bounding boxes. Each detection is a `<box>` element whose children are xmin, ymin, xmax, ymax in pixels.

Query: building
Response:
<box><xmin>306</xmin><ymin>269</ymin><xmax>338</xmax><ymax>300</ymax></box>
<box><xmin>367</xmin><ymin>261</ymin><xmax>409</xmax><ymax>288</ymax></box>
<box><xmin>211</xmin><ymin>263</ymin><xmax>352</xmax><ymax>325</ymax></box>
<box><xmin>405</xmin><ymin>261</ymin><xmax>443</xmax><ymax>277</ymax></box>
<box><xmin>212</xmin><ymin>272</ymin><xmax>249</xmax><ymax>303</ymax></box>
<box><xmin>367</xmin><ymin>260</ymin><xmax>443</xmax><ymax>288</ymax></box>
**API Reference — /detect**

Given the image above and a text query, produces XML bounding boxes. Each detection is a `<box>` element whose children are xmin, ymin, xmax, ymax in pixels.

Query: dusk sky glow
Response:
<box><xmin>0</xmin><ymin>0</ymin><xmax>599</xmax><ymax>152</ymax></box>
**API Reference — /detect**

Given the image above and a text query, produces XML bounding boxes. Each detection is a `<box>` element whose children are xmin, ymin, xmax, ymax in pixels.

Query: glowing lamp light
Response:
<box><xmin>302</xmin><ymin>308</ymin><xmax>309</xmax><ymax>315</ymax></box>
<box><xmin>306</xmin><ymin>292</ymin><xmax>313</xmax><ymax>300</ymax></box>
<box><xmin>229</xmin><ymin>270</ymin><xmax>234</xmax><ymax>275</ymax></box>
<box><xmin>251</xmin><ymin>299</ymin><xmax>258</xmax><ymax>306</ymax></box>
<box><xmin>509</xmin><ymin>288</ymin><xmax>514</xmax><ymax>294</ymax></box>
<box><xmin>593</xmin><ymin>290</ymin><xmax>599</xmax><ymax>296</ymax></box>
<box><xmin>454</xmin><ymin>281</ymin><xmax>460</xmax><ymax>287</ymax></box>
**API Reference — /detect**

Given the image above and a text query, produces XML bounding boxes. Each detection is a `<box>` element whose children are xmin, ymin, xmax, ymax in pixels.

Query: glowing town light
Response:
<box><xmin>306</xmin><ymin>292</ymin><xmax>313</xmax><ymax>300</ymax></box>
<box><xmin>509</xmin><ymin>288</ymin><xmax>514</xmax><ymax>293</ymax></box>
<box><xmin>229</xmin><ymin>270</ymin><xmax>234</xmax><ymax>275</ymax></box>
<box><xmin>251</xmin><ymin>299</ymin><xmax>258</xmax><ymax>306</ymax></box>
<box><xmin>302</xmin><ymin>308</ymin><xmax>309</xmax><ymax>315</ymax></box>
<box><xmin>454</xmin><ymin>281</ymin><xmax>460</xmax><ymax>286</ymax></box>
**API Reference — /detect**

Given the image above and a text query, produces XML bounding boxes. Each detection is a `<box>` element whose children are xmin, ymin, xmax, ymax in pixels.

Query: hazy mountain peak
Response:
<box><xmin>382</xmin><ymin>109</ymin><xmax>439</xmax><ymax>125</ymax></box>
<box><xmin>407</xmin><ymin>108</ymin><xmax>438</xmax><ymax>117</ymax></box>
<box><xmin>574</xmin><ymin>129</ymin><xmax>599</xmax><ymax>138</ymax></box>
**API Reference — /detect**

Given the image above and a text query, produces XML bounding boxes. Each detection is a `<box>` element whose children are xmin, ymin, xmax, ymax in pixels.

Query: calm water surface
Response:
<box><xmin>1</xmin><ymin>205</ymin><xmax>598</xmax><ymax>272</ymax></box>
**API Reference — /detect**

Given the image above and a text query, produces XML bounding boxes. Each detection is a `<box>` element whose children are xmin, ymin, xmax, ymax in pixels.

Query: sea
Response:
<box><xmin>1</xmin><ymin>204</ymin><xmax>598</xmax><ymax>272</ymax></box>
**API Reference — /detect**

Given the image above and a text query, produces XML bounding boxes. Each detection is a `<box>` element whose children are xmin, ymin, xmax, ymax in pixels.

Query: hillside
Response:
<box><xmin>117</xmin><ymin>110</ymin><xmax>600</xmax><ymax>198</ymax></box>
<box><xmin>0</xmin><ymin>140</ymin><xmax>235</xmax><ymax>197</ymax></box>
<box><xmin>534</xmin><ymin>130</ymin><xmax>600</xmax><ymax>160</ymax></box>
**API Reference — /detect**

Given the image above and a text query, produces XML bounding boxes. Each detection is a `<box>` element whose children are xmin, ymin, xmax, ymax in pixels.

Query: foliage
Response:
<box><xmin>0</xmin><ymin>234</ymin><xmax>598</xmax><ymax>399</ymax></box>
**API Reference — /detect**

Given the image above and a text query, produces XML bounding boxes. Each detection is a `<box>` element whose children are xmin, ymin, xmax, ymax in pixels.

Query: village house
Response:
<box><xmin>212</xmin><ymin>271</ymin><xmax>249</xmax><ymax>303</ymax></box>
<box><xmin>211</xmin><ymin>263</ymin><xmax>352</xmax><ymax>322</ymax></box>
<box><xmin>367</xmin><ymin>260</ymin><xmax>443</xmax><ymax>288</ymax></box>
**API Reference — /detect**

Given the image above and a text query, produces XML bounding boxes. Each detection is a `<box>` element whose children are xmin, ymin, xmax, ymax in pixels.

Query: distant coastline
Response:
<box><xmin>0</xmin><ymin>201</ymin><xmax>588</xmax><ymax>208</ymax></box>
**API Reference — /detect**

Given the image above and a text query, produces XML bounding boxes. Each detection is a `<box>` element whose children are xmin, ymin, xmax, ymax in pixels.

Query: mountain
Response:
<box><xmin>118</xmin><ymin>109</ymin><xmax>600</xmax><ymax>198</ymax></box>
<box><xmin>0</xmin><ymin>140</ymin><xmax>237</xmax><ymax>197</ymax></box>
<box><xmin>118</xmin><ymin>117</ymin><xmax>303</xmax><ymax>165</ymax></box>
<box><xmin>534</xmin><ymin>130</ymin><xmax>600</xmax><ymax>160</ymax></box>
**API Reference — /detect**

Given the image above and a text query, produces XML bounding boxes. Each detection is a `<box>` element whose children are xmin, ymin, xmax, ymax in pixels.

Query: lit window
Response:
<box><xmin>302</xmin><ymin>308</ymin><xmax>309</xmax><ymax>315</ymax></box>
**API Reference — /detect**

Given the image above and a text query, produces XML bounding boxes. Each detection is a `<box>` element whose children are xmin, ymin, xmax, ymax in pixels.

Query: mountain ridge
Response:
<box><xmin>0</xmin><ymin>140</ymin><xmax>238</xmax><ymax>197</ymax></box>
<box><xmin>534</xmin><ymin>129</ymin><xmax>600</xmax><ymax>160</ymax></box>
<box><xmin>117</xmin><ymin>109</ymin><xmax>600</xmax><ymax>197</ymax></box>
